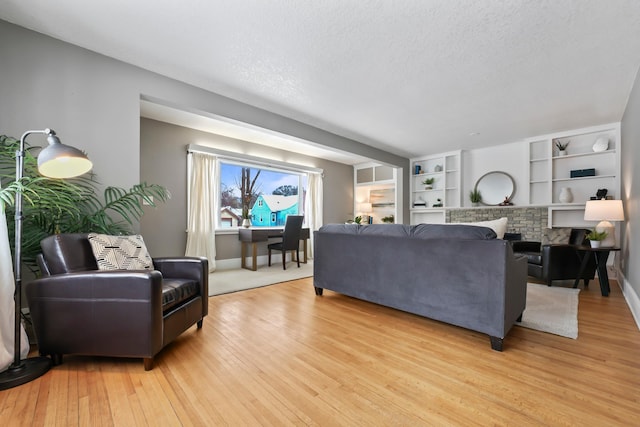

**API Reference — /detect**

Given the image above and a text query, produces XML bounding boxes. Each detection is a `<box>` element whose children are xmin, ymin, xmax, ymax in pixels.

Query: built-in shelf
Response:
<box><xmin>527</xmin><ymin>123</ymin><xmax>620</xmax><ymax>227</ymax></box>
<box><xmin>410</xmin><ymin>150</ymin><xmax>461</xmax><ymax>224</ymax></box>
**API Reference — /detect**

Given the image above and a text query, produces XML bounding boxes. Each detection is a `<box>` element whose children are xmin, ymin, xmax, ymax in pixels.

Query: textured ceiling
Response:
<box><xmin>2</xmin><ymin>0</ymin><xmax>640</xmax><ymax>161</ymax></box>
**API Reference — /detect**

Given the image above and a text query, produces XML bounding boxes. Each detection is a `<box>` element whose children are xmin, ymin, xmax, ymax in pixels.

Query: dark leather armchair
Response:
<box><xmin>25</xmin><ymin>233</ymin><xmax>208</xmax><ymax>370</ymax></box>
<box><xmin>511</xmin><ymin>228</ymin><xmax>596</xmax><ymax>287</ymax></box>
<box><xmin>268</xmin><ymin>215</ymin><xmax>304</xmax><ymax>269</ymax></box>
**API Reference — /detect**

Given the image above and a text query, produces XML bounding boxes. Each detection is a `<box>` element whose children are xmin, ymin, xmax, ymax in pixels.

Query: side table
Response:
<box><xmin>573</xmin><ymin>246</ymin><xmax>620</xmax><ymax>296</ymax></box>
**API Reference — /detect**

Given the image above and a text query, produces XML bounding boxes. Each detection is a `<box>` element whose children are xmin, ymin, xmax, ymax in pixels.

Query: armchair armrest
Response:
<box><xmin>511</xmin><ymin>241</ymin><xmax>541</xmax><ymax>253</ymax></box>
<box><xmin>153</xmin><ymin>256</ymin><xmax>209</xmax><ymax>316</ymax></box>
<box><xmin>25</xmin><ymin>270</ymin><xmax>164</xmax><ymax>358</ymax></box>
<box><xmin>541</xmin><ymin>244</ymin><xmax>585</xmax><ymax>278</ymax></box>
<box><xmin>153</xmin><ymin>256</ymin><xmax>208</xmax><ymax>281</ymax></box>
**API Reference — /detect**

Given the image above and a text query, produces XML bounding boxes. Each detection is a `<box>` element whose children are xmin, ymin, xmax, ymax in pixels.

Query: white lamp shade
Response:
<box><xmin>584</xmin><ymin>200</ymin><xmax>624</xmax><ymax>222</ymax></box>
<box><xmin>37</xmin><ymin>135</ymin><xmax>93</xmax><ymax>178</ymax></box>
<box><xmin>584</xmin><ymin>199</ymin><xmax>623</xmax><ymax>247</ymax></box>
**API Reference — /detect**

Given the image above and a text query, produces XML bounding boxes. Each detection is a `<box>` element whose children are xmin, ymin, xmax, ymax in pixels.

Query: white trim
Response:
<box><xmin>617</xmin><ymin>270</ymin><xmax>640</xmax><ymax>330</ymax></box>
<box><xmin>187</xmin><ymin>144</ymin><xmax>323</xmax><ymax>175</ymax></box>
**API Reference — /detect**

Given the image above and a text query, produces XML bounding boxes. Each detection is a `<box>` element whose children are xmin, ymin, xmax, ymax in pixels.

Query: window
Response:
<box><xmin>218</xmin><ymin>160</ymin><xmax>307</xmax><ymax>228</ymax></box>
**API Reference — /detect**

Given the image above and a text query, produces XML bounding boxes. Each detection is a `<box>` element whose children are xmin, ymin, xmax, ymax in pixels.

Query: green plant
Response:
<box><xmin>0</xmin><ymin>134</ymin><xmax>170</xmax><ymax>272</ymax></box>
<box><xmin>353</xmin><ymin>215</ymin><xmax>362</xmax><ymax>224</ymax></box>
<box><xmin>422</xmin><ymin>177</ymin><xmax>435</xmax><ymax>185</ymax></box>
<box><xmin>586</xmin><ymin>229</ymin><xmax>608</xmax><ymax>241</ymax></box>
<box><xmin>381</xmin><ymin>215</ymin><xmax>394</xmax><ymax>223</ymax></box>
<box><xmin>469</xmin><ymin>189</ymin><xmax>482</xmax><ymax>203</ymax></box>
<box><xmin>554</xmin><ymin>139</ymin><xmax>570</xmax><ymax>151</ymax></box>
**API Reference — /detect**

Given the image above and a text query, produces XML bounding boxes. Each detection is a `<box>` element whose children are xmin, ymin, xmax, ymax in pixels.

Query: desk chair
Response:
<box><xmin>268</xmin><ymin>215</ymin><xmax>304</xmax><ymax>269</ymax></box>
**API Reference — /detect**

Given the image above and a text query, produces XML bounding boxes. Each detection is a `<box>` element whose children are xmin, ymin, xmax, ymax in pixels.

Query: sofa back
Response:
<box><xmin>318</xmin><ymin>223</ymin><xmax>497</xmax><ymax>240</ymax></box>
<box><xmin>313</xmin><ymin>223</ymin><xmax>526</xmax><ymax>339</ymax></box>
<box><xmin>39</xmin><ymin>233</ymin><xmax>98</xmax><ymax>275</ymax></box>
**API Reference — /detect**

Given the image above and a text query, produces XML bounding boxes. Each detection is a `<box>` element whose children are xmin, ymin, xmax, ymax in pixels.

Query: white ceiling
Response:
<box><xmin>3</xmin><ymin>1</ymin><xmax>640</xmax><ymax>163</ymax></box>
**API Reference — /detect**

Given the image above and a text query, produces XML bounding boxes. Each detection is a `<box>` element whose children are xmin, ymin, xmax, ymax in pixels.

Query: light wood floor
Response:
<box><xmin>1</xmin><ymin>277</ymin><xmax>639</xmax><ymax>426</ymax></box>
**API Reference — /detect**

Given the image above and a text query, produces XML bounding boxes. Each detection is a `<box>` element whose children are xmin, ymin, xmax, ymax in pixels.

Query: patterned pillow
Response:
<box><xmin>87</xmin><ymin>233</ymin><xmax>153</xmax><ymax>270</ymax></box>
<box><xmin>541</xmin><ymin>228</ymin><xmax>572</xmax><ymax>246</ymax></box>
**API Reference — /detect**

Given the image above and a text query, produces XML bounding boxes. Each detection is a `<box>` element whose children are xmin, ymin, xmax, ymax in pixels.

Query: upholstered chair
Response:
<box><xmin>26</xmin><ymin>233</ymin><xmax>208</xmax><ymax>370</ymax></box>
<box><xmin>511</xmin><ymin>228</ymin><xmax>597</xmax><ymax>287</ymax></box>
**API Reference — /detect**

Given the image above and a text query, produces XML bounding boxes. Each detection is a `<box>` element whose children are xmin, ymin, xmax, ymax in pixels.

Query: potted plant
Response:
<box><xmin>554</xmin><ymin>139</ymin><xmax>570</xmax><ymax>156</ymax></box>
<box><xmin>241</xmin><ymin>205</ymin><xmax>251</xmax><ymax>228</ymax></box>
<box><xmin>0</xmin><ymin>134</ymin><xmax>170</xmax><ymax>272</ymax></box>
<box><xmin>469</xmin><ymin>189</ymin><xmax>482</xmax><ymax>207</ymax></box>
<box><xmin>586</xmin><ymin>229</ymin><xmax>607</xmax><ymax>248</ymax></box>
<box><xmin>422</xmin><ymin>177</ymin><xmax>435</xmax><ymax>190</ymax></box>
<box><xmin>381</xmin><ymin>214</ymin><xmax>394</xmax><ymax>223</ymax></box>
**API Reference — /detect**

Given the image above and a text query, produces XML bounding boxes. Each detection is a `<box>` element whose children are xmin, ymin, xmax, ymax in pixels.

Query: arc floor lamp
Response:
<box><xmin>0</xmin><ymin>128</ymin><xmax>92</xmax><ymax>390</ymax></box>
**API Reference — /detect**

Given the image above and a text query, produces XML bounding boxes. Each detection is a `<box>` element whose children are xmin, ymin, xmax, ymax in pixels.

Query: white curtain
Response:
<box><xmin>185</xmin><ymin>152</ymin><xmax>217</xmax><ymax>272</ymax></box>
<box><xmin>0</xmin><ymin>189</ymin><xmax>29</xmax><ymax>372</ymax></box>
<box><xmin>304</xmin><ymin>172</ymin><xmax>323</xmax><ymax>259</ymax></box>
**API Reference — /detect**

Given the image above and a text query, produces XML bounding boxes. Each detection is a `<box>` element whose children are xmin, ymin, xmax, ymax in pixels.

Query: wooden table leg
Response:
<box><xmin>241</xmin><ymin>242</ymin><xmax>259</xmax><ymax>271</ymax></box>
<box><xmin>303</xmin><ymin>239</ymin><xmax>308</xmax><ymax>263</ymax></box>
<box><xmin>241</xmin><ymin>242</ymin><xmax>247</xmax><ymax>269</ymax></box>
<box><xmin>251</xmin><ymin>243</ymin><xmax>258</xmax><ymax>271</ymax></box>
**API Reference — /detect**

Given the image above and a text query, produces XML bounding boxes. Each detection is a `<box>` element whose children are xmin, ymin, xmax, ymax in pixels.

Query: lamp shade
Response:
<box><xmin>37</xmin><ymin>133</ymin><xmax>93</xmax><ymax>178</ymax></box>
<box><xmin>584</xmin><ymin>199</ymin><xmax>624</xmax><ymax>221</ymax></box>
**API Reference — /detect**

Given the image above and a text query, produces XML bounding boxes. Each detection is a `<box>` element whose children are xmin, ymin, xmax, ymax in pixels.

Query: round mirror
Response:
<box><xmin>474</xmin><ymin>171</ymin><xmax>515</xmax><ymax>206</ymax></box>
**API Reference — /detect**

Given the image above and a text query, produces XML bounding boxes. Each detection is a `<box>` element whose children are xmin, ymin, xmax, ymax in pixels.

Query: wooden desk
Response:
<box><xmin>573</xmin><ymin>246</ymin><xmax>620</xmax><ymax>296</ymax></box>
<box><xmin>238</xmin><ymin>227</ymin><xmax>310</xmax><ymax>271</ymax></box>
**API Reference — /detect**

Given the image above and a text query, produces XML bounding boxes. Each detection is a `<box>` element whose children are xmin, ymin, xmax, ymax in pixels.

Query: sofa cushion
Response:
<box><xmin>411</xmin><ymin>223</ymin><xmax>497</xmax><ymax>240</ymax></box>
<box><xmin>162</xmin><ymin>278</ymin><xmax>199</xmax><ymax>312</ymax></box>
<box><xmin>450</xmin><ymin>217</ymin><xmax>508</xmax><ymax>239</ymax></box>
<box><xmin>358</xmin><ymin>224</ymin><xmax>411</xmax><ymax>237</ymax></box>
<box><xmin>541</xmin><ymin>228</ymin><xmax>572</xmax><ymax>245</ymax></box>
<box><xmin>318</xmin><ymin>224</ymin><xmax>361</xmax><ymax>234</ymax></box>
<box><xmin>88</xmin><ymin>234</ymin><xmax>153</xmax><ymax>271</ymax></box>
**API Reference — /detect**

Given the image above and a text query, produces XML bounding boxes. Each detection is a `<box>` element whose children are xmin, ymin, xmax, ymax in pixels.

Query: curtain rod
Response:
<box><xmin>187</xmin><ymin>144</ymin><xmax>324</xmax><ymax>174</ymax></box>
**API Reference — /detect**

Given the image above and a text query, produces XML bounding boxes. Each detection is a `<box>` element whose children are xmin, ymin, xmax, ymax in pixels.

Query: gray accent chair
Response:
<box><xmin>313</xmin><ymin>224</ymin><xmax>528</xmax><ymax>351</ymax></box>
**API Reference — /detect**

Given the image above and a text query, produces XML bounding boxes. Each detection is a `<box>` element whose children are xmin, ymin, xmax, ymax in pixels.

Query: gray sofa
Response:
<box><xmin>313</xmin><ymin>223</ymin><xmax>527</xmax><ymax>350</ymax></box>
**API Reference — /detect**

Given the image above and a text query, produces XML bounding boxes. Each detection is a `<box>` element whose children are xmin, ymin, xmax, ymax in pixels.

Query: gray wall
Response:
<box><xmin>621</xmin><ymin>67</ymin><xmax>640</xmax><ymax>301</ymax></box>
<box><xmin>0</xmin><ymin>20</ymin><xmax>408</xmax><ymax>231</ymax></box>
<box><xmin>140</xmin><ymin>118</ymin><xmax>353</xmax><ymax>257</ymax></box>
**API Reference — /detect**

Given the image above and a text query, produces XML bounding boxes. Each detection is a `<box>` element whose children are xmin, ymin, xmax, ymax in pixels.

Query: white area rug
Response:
<box><xmin>517</xmin><ymin>283</ymin><xmax>580</xmax><ymax>339</ymax></box>
<box><xmin>208</xmin><ymin>261</ymin><xmax>313</xmax><ymax>296</ymax></box>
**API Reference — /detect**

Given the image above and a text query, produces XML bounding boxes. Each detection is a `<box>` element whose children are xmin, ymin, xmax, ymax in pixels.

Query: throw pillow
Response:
<box><xmin>541</xmin><ymin>228</ymin><xmax>572</xmax><ymax>246</ymax></box>
<box><xmin>452</xmin><ymin>217</ymin><xmax>508</xmax><ymax>239</ymax></box>
<box><xmin>87</xmin><ymin>233</ymin><xmax>153</xmax><ymax>270</ymax></box>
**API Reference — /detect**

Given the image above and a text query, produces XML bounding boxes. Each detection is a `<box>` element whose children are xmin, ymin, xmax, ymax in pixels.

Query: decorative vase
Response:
<box><xmin>242</xmin><ymin>218</ymin><xmax>251</xmax><ymax>228</ymax></box>
<box><xmin>424</xmin><ymin>185</ymin><xmax>433</xmax><ymax>190</ymax></box>
<box><xmin>592</xmin><ymin>136</ymin><xmax>609</xmax><ymax>152</ymax></box>
<box><xmin>558</xmin><ymin>150</ymin><xmax>567</xmax><ymax>156</ymax></box>
<box><xmin>590</xmin><ymin>240</ymin><xmax>601</xmax><ymax>248</ymax></box>
<box><xmin>559</xmin><ymin>187</ymin><xmax>573</xmax><ymax>203</ymax></box>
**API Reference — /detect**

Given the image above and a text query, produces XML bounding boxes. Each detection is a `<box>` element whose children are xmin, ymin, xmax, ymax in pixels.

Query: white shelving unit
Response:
<box><xmin>353</xmin><ymin>162</ymin><xmax>402</xmax><ymax>224</ymax></box>
<box><xmin>526</xmin><ymin>123</ymin><xmax>621</xmax><ymax>227</ymax></box>
<box><xmin>409</xmin><ymin>150</ymin><xmax>461</xmax><ymax>224</ymax></box>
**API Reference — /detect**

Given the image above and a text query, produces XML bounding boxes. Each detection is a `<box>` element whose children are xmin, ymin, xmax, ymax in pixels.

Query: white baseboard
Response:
<box><xmin>617</xmin><ymin>270</ymin><xmax>640</xmax><ymax>330</ymax></box>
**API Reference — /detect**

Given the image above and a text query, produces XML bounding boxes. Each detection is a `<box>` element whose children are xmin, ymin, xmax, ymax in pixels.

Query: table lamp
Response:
<box><xmin>584</xmin><ymin>199</ymin><xmax>624</xmax><ymax>247</ymax></box>
<box><xmin>0</xmin><ymin>128</ymin><xmax>92</xmax><ymax>390</ymax></box>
